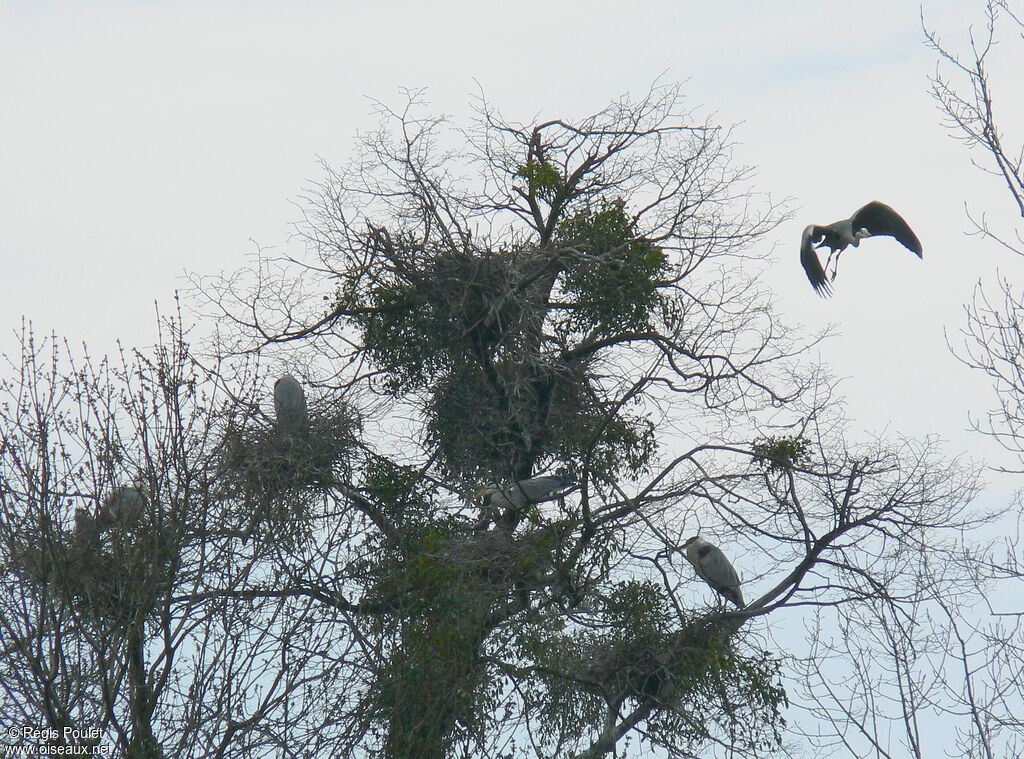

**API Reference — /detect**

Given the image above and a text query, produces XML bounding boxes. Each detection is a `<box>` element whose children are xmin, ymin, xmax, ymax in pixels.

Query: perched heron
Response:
<box><xmin>800</xmin><ymin>200</ymin><xmax>923</xmax><ymax>296</ymax></box>
<box><xmin>74</xmin><ymin>508</ymin><xmax>96</xmax><ymax>537</ymax></box>
<box><xmin>474</xmin><ymin>475</ymin><xmax>575</xmax><ymax>511</ymax></box>
<box><xmin>474</xmin><ymin>475</ymin><xmax>574</xmax><ymax>526</ymax></box>
<box><xmin>682</xmin><ymin>536</ymin><xmax>744</xmax><ymax>608</ymax></box>
<box><xmin>72</xmin><ymin>507</ymin><xmax>100</xmax><ymax>553</ymax></box>
<box><xmin>274</xmin><ymin>375</ymin><xmax>308</xmax><ymax>437</ymax></box>
<box><xmin>98</xmin><ymin>485</ymin><xmax>145</xmax><ymax>529</ymax></box>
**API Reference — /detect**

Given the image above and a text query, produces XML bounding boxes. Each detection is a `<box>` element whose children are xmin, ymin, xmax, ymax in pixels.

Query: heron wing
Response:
<box><xmin>698</xmin><ymin>547</ymin><xmax>740</xmax><ymax>588</ymax></box>
<box><xmin>851</xmin><ymin>201</ymin><xmax>923</xmax><ymax>256</ymax></box>
<box><xmin>800</xmin><ymin>225</ymin><xmax>833</xmax><ymax>297</ymax></box>
<box><xmin>519</xmin><ymin>476</ymin><xmax>567</xmax><ymax>501</ymax></box>
<box><xmin>697</xmin><ymin>546</ymin><xmax>744</xmax><ymax>606</ymax></box>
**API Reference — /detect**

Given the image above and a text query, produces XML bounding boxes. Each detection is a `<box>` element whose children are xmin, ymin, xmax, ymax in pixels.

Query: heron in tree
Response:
<box><xmin>474</xmin><ymin>475</ymin><xmax>574</xmax><ymax>524</ymax></box>
<box><xmin>682</xmin><ymin>536</ymin><xmax>744</xmax><ymax>608</ymax></box>
<box><xmin>800</xmin><ymin>200</ymin><xmax>922</xmax><ymax>296</ymax></box>
<box><xmin>98</xmin><ymin>485</ymin><xmax>144</xmax><ymax>529</ymax></box>
<box><xmin>274</xmin><ymin>375</ymin><xmax>308</xmax><ymax>437</ymax></box>
<box><xmin>71</xmin><ymin>507</ymin><xmax>100</xmax><ymax>555</ymax></box>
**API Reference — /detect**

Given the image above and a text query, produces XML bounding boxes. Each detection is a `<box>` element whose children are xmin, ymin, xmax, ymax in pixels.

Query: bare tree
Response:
<box><xmin>926</xmin><ymin>0</ymin><xmax>1024</xmax><ymax>256</ymax></box>
<box><xmin>779</xmin><ymin>5</ymin><xmax>1024</xmax><ymax>753</ymax></box>
<box><xmin>927</xmin><ymin>0</ymin><xmax>1024</xmax><ymax>464</ymax></box>
<box><xmin>0</xmin><ymin>316</ymin><xmax>361</xmax><ymax>757</ymax></box>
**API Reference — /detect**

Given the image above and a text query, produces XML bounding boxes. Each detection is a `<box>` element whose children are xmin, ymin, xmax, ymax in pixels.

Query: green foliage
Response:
<box><xmin>425</xmin><ymin>360</ymin><xmax>544</xmax><ymax>483</ymax></box>
<box><xmin>562</xmin><ymin>403</ymin><xmax>657</xmax><ymax>484</ymax></box>
<box><xmin>366</xmin><ymin>525</ymin><xmax>463</xmax><ymax>616</ymax></box>
<box><xmin>557</xmin><ymin>199</ymin><xmax>668</xmax><ymax>336</ymax></box>
<box><xmin>514</xmin><ymin>579</ymin><xmax>787</xmax><ymax>755</ymax></box>
<box><xmin>602</xmin><ymin>580</ymin><xmax>674</xmax><ymax>641</ymax></box>
<box><xmin>516</xmin><ymin>159</ymin><xmax>564</xmax><ymax>203</ymax></box>
<box><xmin>644</xmin><ymin>645</ymin><xmax>787</xmax><ymax>755</ymax></box>
<box><xmin>426</xmin><ymin>357</ymin><xmax>656</xmax><ymax>484</ymax></box>
<box><xmin>379</xmin><ymin>609</ymin><xmax>493</xmax><ymax>759</ymax></box>
<box><xmin>347</xmin><ymin>204</ymin><xmax>665</xmax><ymax>487</ymax></box>
<box><xmin>363</xmin><ymin>457</ymin><xmax>436</xmax><ymax>526</ymax></box>
<box><xmin>752</xmin><ymin>435</ymin><xmax>811</xmax><ymax>473</ymax></box>
<box><xmin>356</xmin><ymin>279</ymin><xmax>446</xmax><ymax>392</ymax></box>
<box><xmin>355</xmin><ymin>250</ymin><xmax>525</xmax><ymax>393</ymax></box>
<box><xmin>515</xmin><ymin>625</ymin><xmax>608</xmax><ymax>749</ymax></box>
<box><xmin>367</xmin><ymin>527</ymin><xmax>534</xmax><ymax>758</ymax></box>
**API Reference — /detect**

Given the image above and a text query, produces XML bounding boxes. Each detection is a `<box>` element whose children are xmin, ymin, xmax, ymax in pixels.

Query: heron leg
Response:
<box><xmin>831</xmin><ymin>251</ymin><xmax>843</xmax><ymax>282</ymax></box>
<box><xmin>821</xmin><ymin>250</ymin><xmax>836</xmax><ymax>280</ymax></box>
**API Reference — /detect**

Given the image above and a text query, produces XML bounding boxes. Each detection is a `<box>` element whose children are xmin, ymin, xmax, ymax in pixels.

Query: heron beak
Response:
<box><xmin>471</xmin><ymin>487</ymin><xmax>488</xmax><ymax>501</ymax></box>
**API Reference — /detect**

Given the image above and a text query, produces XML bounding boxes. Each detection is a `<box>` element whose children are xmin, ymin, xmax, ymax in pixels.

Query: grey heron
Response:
<box><xmin>74</xmin><ymin>508</ymin><xmax>96</xmax><ymax>537</ymax></box>
<box><xmin>274</xmin><ymin>375</ymin><xmax>308</xmax><ymax>437</ymax></box>
<box><xmin>474</xmin><ymin>475</ymin><xmax>575</xmax><ymax>511</ymax></box>
<box><xmin>98</xmin><ymin>485</ymin><xmax>144</xmax><ymax>529</ymax></box>
<box><xmin>474</xmin><ymin>475</ymin><xmax>574</xmax><ymax>526</ymax></box>
<box><xmin>682</xmin><ymin>536</ymin><xmax>744</xmax><ymax>608</ymax></box>
<box><xmin>801</xmin><ymin>200</ymin><xmax>922</xmax><ymax>296</ymax></box>
<box><xmin>72</xmin><ymin>507</ymin><xmax>100</xmax><ymax>554</ymax></box>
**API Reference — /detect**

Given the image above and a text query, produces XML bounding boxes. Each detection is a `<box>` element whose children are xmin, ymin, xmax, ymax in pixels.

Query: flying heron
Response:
<box><xmin>800</xmin><ymin>200</ymin><xmax>922</xmax><ymax>296</ymax></box>
<box><xmin>682</xmin><ymin>535</ymin><xmax>744</xmax><ymax>608</ymax></box>
<box><xmin>274</xmin><ymin>375</ymin><xmax>308</xmax><ymax>437</ymax></box>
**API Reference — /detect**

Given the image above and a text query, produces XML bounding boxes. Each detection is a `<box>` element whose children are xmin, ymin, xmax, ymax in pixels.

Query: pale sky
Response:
<box><xmin>3</xmin><ymin>0</ymin><xmax>1023</xmax><ymax>498</ymax></box>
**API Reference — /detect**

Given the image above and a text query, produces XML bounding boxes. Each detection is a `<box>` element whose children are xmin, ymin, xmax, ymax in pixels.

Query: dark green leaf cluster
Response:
<box><xmin>351</xmin><ymin>242</ymin><xmax>660</xmax><ymax>484</ymax></box>
<box><xmin>752</xmin><ymin>434</ymin><xmax>811</xmax><ymax>473</ymax></box>
<box><xmin>556</xmin><ymin>200</ymin><xmax>668</xmax><ymax>336</ymax></box>
<box><xmin>644</xmin><ymin>645</ymin><xmax>787</xmax><ymax>755</ymax></box>
<box><xmin>365</xmin><ymin>525</ymin><xmax>467</xmax><ymax>616</ymax></box>
<box><xmin>374</xmin><ymin>590</ymin><xmax>494</xmax><ymax>759</ymax></box>
<box><xmin>349</xmin><ymin>201</ymin><xmax>664</xmax><ymax>486</ymax></box>
<box><xmin>426</xmin><ymin>356</ymin><xmax>656</xmax><ymax>484</ymax></box>
<box><xmin>516</xmin><ymin>159</ymin><xmax>564</xmax><ymax>203</ymax></box>
<box><xmin>516</xmin><ymin>579</ymin><xmax>787</xmax><ymax>755</ymax></box>
<box><xmin>363</xmin><ymin>456</ymin><xmax>436</xmax><ymax>526</ymax></box>
<box><xmin>512</xmin><ymin>582</ymin><xmax>676</xmax><ymax>743</ymax></box>
<box><xmin>355</xmin><ymin>250</ymin><xmax>525</xmax><ymax>394</ymax></box>
<box><xmin>602</xmin><ymin>580</ymin><xmax>675</xmax><ymax>640</ymax></box>
<box><xmin>366</xmin><ymin>528</ymin><xmax>532</xmax><ymax>757</ymax></box>
<box><xmin>515</xmin><ymin>625</ymin><xmax>608</xmax><ymax>748</ymax></box>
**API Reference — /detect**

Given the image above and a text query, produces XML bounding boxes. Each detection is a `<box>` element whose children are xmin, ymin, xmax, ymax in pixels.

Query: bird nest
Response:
<box><xmin>575</xmin><ymin>613</ymin><xmax>746</xmax><ymax>705</ymax></box>
<box><xmin>9</xmin><ymin>519</ymin><xmax>176</xmax><ymax>624</ymax></box>
<box><xmin>356</xmin><ymin>248</ymin><xmax>531</xmax><ymax>393</ymax></box>
<box><xmin>577</xmin><ymin>635</ymin><xmax>679</xmax><ymax>702</ymax></box>
<box><xmin>443</xmin><ymin>525</ymin><xmax>559</xmax><ymax>584</ymax></box>
<box><xmin>216</xmin><ymin>409</ymin><xmax>358</xmax><ymax>544</ymax></box>
<box><xmin>430</xmin><ymin>531</ymin><xmax>524</xmax><ymax>598</ymax></box>
<box><xmin>362</xmin><ymin>523</ymin><xmax>561</xmax><ymax>617</ymax></box>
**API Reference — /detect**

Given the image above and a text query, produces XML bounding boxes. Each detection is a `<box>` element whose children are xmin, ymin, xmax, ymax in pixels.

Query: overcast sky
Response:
<box><xmin>3</xmin><ymin>0</ymin><xmax>1024</xmax><ymax>505</ymax></box>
